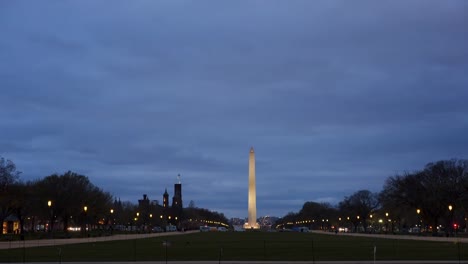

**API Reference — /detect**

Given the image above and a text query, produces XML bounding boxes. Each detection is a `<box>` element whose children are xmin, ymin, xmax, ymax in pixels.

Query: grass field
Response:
<box><xmin>1</xmin><ymin>231</ymin><xmax>467</xmax><ymax>262</ymax></box>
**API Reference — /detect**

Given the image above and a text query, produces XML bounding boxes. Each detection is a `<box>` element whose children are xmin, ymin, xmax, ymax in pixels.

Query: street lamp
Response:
<box><xmin>416</xmin><ymin>209</ymin><xmax>421</xmax><ymax>234</ymax></box>
<box><xmin>448</xmin><ymin>205</ymin><xmax>453</xmax><ymax>236</ymax></box>
<box><xmin>47</xmin><ymin>200</ymin><xmax>53</xmax><ymax>232</ymax></box>
<box><xmin>83</xmin><ymin>206</ymin><xmax>88</xmax><ymax>235</ymax></box>
<box><xmin>110</xmin><ymin>209</ymin><xmax>114</xmax><ymax>225</ymax></box>
<box><xmin>385</xmin><ymin>212</ymin><xmax>389</xmax><ymax>233</ymax></box>
<box><xmin>109</xmin><ymin>209</ymin><xmax>114</xmax><ymax>234</ymax></box>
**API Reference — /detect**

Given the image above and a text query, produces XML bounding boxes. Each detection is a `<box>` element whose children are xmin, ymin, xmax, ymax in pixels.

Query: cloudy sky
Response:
<box><xmin>1</xmin><ymin>1</ymin><xmax>467</xmax><ymax>218</ymax></box>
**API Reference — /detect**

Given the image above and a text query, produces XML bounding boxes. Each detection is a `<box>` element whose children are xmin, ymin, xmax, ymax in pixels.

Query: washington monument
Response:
<box><xmin>244</xmin><ymin>147</ymin><xmax>260</xmax><ymax>229</ymax></box>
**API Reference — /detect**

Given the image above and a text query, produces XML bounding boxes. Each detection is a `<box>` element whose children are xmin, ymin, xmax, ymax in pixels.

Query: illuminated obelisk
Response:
<box><xmin>244</xmin><ymin>147</ymin><xmax>259</xmax><ymax>229</ymax></box>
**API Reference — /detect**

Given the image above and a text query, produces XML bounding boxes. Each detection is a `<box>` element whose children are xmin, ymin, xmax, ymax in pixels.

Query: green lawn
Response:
<box><xmin>1</xmin><ymin>232</ymin><xmax>467</xmax><ymax>262</ymax></box>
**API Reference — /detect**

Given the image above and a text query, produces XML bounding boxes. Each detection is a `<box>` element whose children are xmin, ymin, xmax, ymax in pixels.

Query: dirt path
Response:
<box><xmin>0</xmin><ymin>231</ymin><xmax>198</xmax><ymax>250</ymax></box>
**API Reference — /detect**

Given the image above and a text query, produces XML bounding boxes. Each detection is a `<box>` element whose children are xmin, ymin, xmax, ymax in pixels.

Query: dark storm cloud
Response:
<box><xmin>1</xmin><ymin>1</ymin><xmax>467</xmax><ymax>217</ymax></box>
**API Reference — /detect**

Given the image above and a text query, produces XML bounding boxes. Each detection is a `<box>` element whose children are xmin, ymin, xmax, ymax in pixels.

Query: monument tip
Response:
<box><xmin>250</xmin><ymin>147</ymin><xmax>254</xmax><ymax>153</ymax></box>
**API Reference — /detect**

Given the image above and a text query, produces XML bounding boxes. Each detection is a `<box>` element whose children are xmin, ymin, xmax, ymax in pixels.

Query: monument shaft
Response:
<box><xmin>246</xmin><ymin>147</ymin><xmax>259</xmax><ymax>229</ymax></box>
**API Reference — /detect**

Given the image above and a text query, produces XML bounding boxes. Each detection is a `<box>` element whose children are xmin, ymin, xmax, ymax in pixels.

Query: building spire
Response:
<box><xmin>177</xmin><ymin>174</ymin><xmax>181</xmax><ymax>184</ymax></box>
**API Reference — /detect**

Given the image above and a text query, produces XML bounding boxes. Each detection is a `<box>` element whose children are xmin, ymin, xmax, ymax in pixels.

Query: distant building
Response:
<box><xmin>2</xmin><ymin>215</ymin><xmax>20</xmax><ymax>234</ymax></box>
<box><xmin>135</xmin><ymin>175</ymin><xmax>184</xmax><ymax>228</ymax></box>
<box><xmin>163</xmin><ymin>175</ymin><xmax>183</xmax><ymax>225</ymax></box>
<box><xmin>138</xmin><ymin>194</ymin><xmax>151</xmax><ymax>212</ymax></box>
<box><xmin>172</xmin><ymin>180</ymin><xmax>182</xmax><ymax>209</ymax></box>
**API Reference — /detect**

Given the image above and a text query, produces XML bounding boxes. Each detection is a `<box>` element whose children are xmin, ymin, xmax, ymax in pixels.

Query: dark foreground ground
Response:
<box><xmin>2</xmin><ymin>231</ymin><xmax>468</xmax><ymax>262</ymax></box>
<box><xmin>5</xmin><ymin>261</ymin><xmax>468</xmax><ymax>264</ymax></box>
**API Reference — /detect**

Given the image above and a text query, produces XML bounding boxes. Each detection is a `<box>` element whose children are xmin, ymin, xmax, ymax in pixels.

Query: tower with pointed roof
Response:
<box><xmin>163</xmin><ymin>188</ymin><xmax>169</xmax><ymax>208</ymax></box>
<box><xmin>172</xmin><ymin>174</ymin><xmax>183</xmax><ymax>209</ymax></box>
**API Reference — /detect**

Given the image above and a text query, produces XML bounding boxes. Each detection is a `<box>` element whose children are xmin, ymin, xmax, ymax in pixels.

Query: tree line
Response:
<box><xmin>276</xmin><ymin>159</ymin><xmax>468</xmax><ymax>235</ymax></box>
<box><xmin>0</xmin><ymin>157</ymin><xmax>228</xmax><ymax>235</ymax></box>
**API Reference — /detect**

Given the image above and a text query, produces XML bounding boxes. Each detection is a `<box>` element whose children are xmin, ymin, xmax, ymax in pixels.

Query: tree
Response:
<box><xmin>34</xmin><ymin>171</ymin><xmax>113</xmax><ymax>232</ymax></box>
<box><xmin>298</xmin><ymin>201</ymin><xmax>337</xmax><ymax>229</ymax></box>
<box><xmin>9</xmin><ymin>182</ymin><xmax>37</xmax><ymax>234</ymax></box>
<box><xmin>188</xmin><ymin>200</ymin><xmax>196</xmax><ymax>208</ymax></box>
<box><xmin>0</xmin><ymin>157</ymin><xmax>21</xmax><ymax>190</ymax></box>
<box><xmin>0</xmin><ymin>157</ymin><xmax>21</xmax><ymax>229</ymax></box>
<box><xmin>339</xmin><ymin>190</ymin><xmax>379</xmax><ymax>232</ymax></box>
<box><xmin>381</xmin><ymin>159</ymin><xmax>468</xmax><ymax>235</ymax></box>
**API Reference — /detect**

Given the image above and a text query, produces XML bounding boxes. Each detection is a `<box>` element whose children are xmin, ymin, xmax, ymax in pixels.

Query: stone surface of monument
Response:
<box><xmin>244</xmin><ymin>147</ymin><xmax>260</xmax><ymax>229</ymax></box>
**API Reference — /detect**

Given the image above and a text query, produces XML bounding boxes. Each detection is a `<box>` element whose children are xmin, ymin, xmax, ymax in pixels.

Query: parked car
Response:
<box><xmin>200</xmin><ymin>226</ymin><xmax>210</xmax><ymax>232</ymax></box>
<box><xmin>166</xmin><ymin>225</ymin><xmax>177</xmax><ymax>232</ymax></box>
<box><xmin>152</xmin><ymin>226</ymin><xmax>163</xmax><ymax>233</ymax></box>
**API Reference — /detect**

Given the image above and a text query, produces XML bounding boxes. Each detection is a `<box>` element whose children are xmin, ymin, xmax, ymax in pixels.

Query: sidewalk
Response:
<box><xmin>309</xmin><ymin>230</ymin><xmax>468</xmax><ymax>243</ymax></box>
<box><xmin>2</xmin><ymin>230</ymin><xmax>467</xmax><ymax>250</ymax></box>
<box><xmin>0</xmin><ymin>231</ymin><xmax>198</xmax><ymax>250</ymax></box>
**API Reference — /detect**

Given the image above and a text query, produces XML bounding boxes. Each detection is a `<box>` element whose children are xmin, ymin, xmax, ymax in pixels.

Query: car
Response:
<box><xmin>166</xmin><ymin>225</ymin><xmax>177</xmax><ymax>232</ymax></box>
<box><xmin>200</xmin><ymin>226</ymin><xmax>210</xmax><ymax>232</ymax></box>
<box><xmin>217</xmin><ymin>226</ymin><xmax>228</xmax><ymax>232</ymax></box>
<box><xmin>152</xmin><ymin>226</ymin><xmax>163</xmax><ymax>233</ymax></box>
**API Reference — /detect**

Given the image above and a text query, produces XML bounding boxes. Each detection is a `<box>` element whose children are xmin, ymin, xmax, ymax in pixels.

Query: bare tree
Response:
<box><xmin>0</xmin><ymin>157</ymin><xmax>21</xmax><ymax>229</ymax></box>
<box><xmin>339</xmin><ymin>190</ymin><xmax>379</xmax><ymax>232</ymax></box>
<box><xmin>381</xmin><ymin>159</ymin><xmax>468</xmax><ymax>235</ymax></box>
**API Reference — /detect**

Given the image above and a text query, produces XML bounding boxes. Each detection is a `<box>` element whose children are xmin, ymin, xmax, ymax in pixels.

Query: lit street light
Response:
<box><xmin>385</xmin><ymin>212</ymin><xmax>389</xmax><ymax>233</ymax></box>
<box><xmin>449</xmin><ymin>205</ymin><xmax>454</xmax><ymax>236</ymax></box>
<box><xmin>416</xmin><ymin>208</ymin><xmax>421</xmax><ymax>234</ymax></box>
<box><xmin>47</xmin><ymin>200</ymin><xmax>53</xmax><ymax>233</ymax></box>
<box><xmin>83</xmin><ymin>206</ymin><xmax>88</xmax><ymax>236</ymax></box>
<box><xmin>109</xmin><ymin>209</ymin><xmax>114</xmax><ymax>234</ymax></box>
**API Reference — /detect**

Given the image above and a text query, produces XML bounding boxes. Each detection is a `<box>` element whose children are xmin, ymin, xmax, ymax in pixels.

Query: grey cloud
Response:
<box><xmin>1</xmin><ymin>1</ymin><xmax>467</xmax><ymax>218</ymax></box>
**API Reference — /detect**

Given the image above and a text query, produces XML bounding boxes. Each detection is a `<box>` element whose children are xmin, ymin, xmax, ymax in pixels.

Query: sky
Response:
<box><xmin>1</xmin><ymin>1</ymin><xmax>468</xmax><ymax>218</ymax></box>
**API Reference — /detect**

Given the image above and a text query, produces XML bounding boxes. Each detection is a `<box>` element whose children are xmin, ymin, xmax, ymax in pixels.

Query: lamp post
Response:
<box><xmin>385</xmin><ymin>212</ymin><xmax>389</xmax><ymax>233</ymax></box>
<box><xmin>83</xmin><ymin>206</ymin><xmax>88</xmax><ymax>236</ymax></box>
<box><xmin>149</xmin><ymin>214</ymin><xmax>153</xmax><ymax>231</ymax></box>
<box><xmin>47</xmin><ymin>200</ymin><xmax>53</xmax><ymax>233</ymax></box>
<box><xmin>109</xmin><ymin>209</ymin><xmax>114</xmax><ymax>234</ymax></box>
<box><xmin>416</xmin><ymin>209</ymin><xmax>421</xmax><ymax>234</ymax></box>
<box><xmin>136</xmin><ymin>212</ymin><xmax>140</xmax><ymax>232</ymax></box>
<box><xmin>448</xmin><ymin>205</ymin><xmax>453</xmax><ymax>236</ymax></box>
